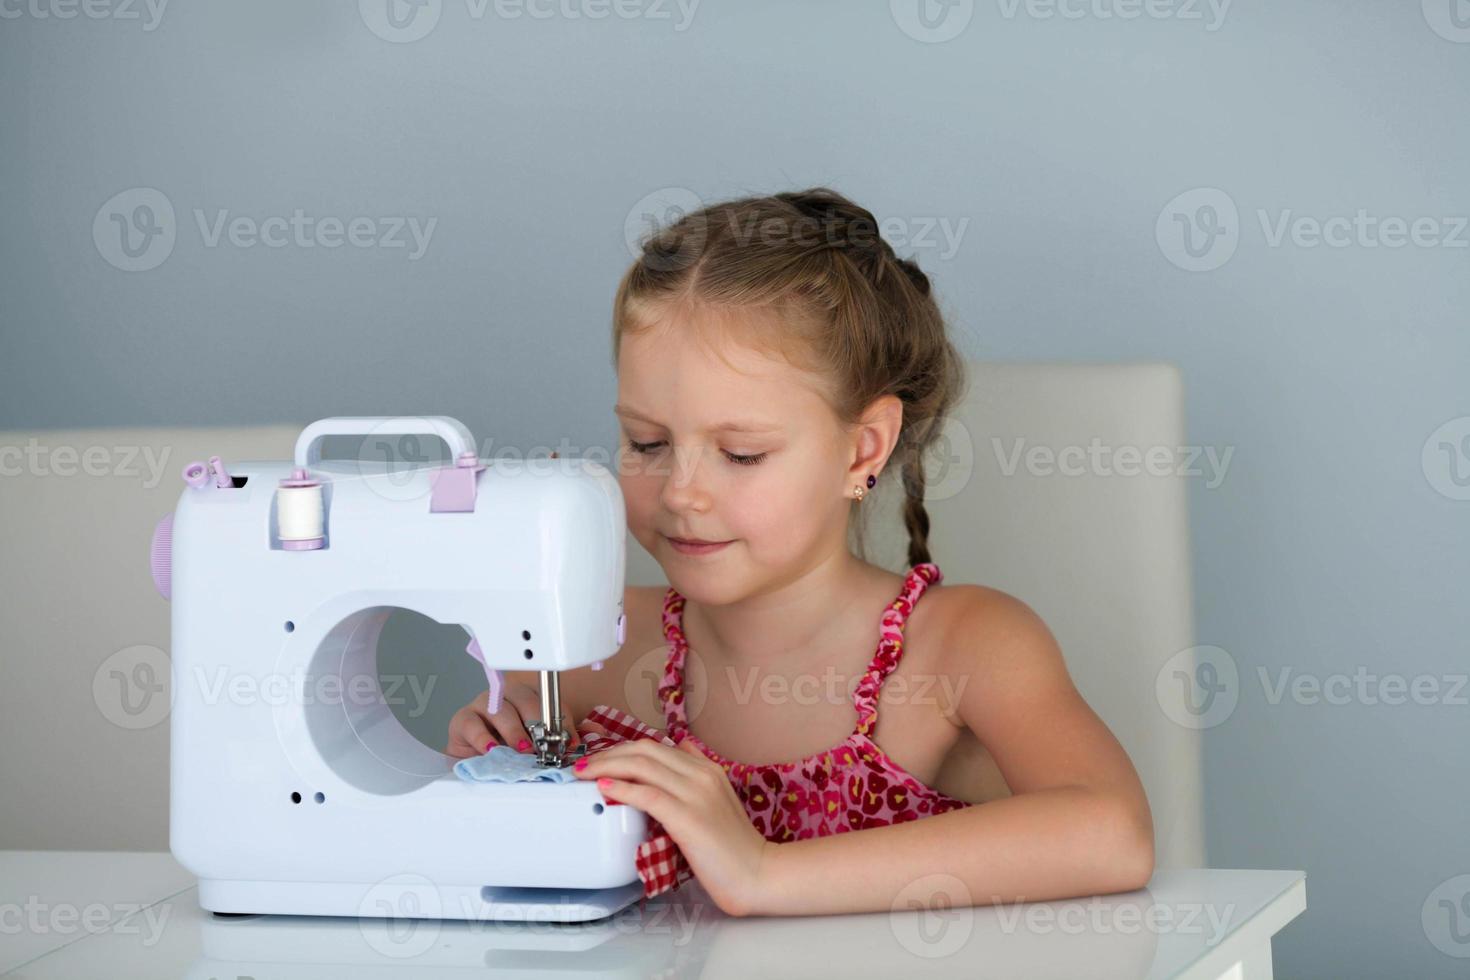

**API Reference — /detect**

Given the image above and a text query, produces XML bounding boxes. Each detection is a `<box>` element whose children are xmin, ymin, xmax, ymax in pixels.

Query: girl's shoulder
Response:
<box><xmin>906</xmin><ymin>579</ymin><xmax>1063</xmax><ymax>724</ymax></box>
<box><xmin>923</xmin><ymin>578</ymin><xmax>1036</xmax><ymax>627</ymax></box>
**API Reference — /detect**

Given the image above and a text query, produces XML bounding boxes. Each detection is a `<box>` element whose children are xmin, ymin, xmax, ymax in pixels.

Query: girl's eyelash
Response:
<box><xmin>625</xmin><ymin>439</ymin><xmax>767</xmax><ymax>466</ymax></box>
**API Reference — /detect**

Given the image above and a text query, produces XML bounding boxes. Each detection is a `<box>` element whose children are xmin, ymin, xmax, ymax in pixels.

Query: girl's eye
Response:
<box><xmin>624</xmin><ymin>439</ymin><xmax>767</xmax><ymax>466</ymax></box>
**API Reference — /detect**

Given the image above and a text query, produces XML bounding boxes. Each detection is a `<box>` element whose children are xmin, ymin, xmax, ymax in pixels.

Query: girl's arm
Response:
<box><xmin>754</xmin><ymin>587</ymin><xmax>1155</xmax><ymax>917</ymax></box>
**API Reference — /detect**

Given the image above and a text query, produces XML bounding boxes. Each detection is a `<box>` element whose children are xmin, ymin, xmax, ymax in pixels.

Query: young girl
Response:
<box><xmin>448</xmin><ymin>188</ymin><xmax>1153</xmax><ymax>917</ymax></box>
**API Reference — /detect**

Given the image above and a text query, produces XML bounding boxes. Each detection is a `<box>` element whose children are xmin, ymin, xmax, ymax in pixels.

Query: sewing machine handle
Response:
<box><xmin>294</xmin><ymin>416</ymin><xmax>477</xmax><ymax>468</ymax></box>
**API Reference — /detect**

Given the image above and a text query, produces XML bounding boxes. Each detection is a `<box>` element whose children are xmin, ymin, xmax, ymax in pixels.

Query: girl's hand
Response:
<box><xmin>574</xmin><ymin>734</ymin><xmax>772</xmax><ymax>917</ymax></box>
<box><xmin>444</xmin><ymin>685</ymin><xmax>582</xmax><ymax>758</ymax></box>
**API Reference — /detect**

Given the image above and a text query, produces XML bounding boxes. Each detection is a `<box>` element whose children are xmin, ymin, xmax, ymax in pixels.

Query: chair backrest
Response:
<box><xmin>4</xmin><ymin>365</ymin><xmax>1204</xmax><ymax>867</ymax></box>
<box><xmin>0</xmin><ymin>424</ymin><xmax>300</xmax><ymax>850</ymax></box>
<box><xmin>626</xmin><ymin>362</ymin><xmax>1206</xmax><ymax>868</ymax></box>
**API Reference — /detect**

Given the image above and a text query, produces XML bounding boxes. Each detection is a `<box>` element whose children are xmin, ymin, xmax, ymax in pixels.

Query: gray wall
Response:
<box><xmin>2</xmin><ymin>2</ymin><xmax>1466</xmax><ymax>976</ymax></box>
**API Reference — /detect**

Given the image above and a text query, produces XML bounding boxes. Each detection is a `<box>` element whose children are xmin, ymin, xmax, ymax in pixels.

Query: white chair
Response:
<box><xmin>2</xmin><ymin>362</ymin><xmax>1203</xmax><ymax>868</ymax></box>
<box><xmin>0</xmin><ymin>425</ymin><xmax>300</xmax><ymax>851</ymax></box>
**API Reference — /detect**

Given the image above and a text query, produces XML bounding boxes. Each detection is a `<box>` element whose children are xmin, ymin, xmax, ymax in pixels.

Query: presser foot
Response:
<box><xmin>525</xmin><ymin>721</ymin><xmax>587</xmax><ymax>769</ymax></box>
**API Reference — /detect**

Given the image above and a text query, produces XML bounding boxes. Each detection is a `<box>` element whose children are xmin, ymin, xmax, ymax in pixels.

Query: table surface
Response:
<box><xmin>1</xmin><ymin>851</ymin><xmax>1305</xmax><ymax>979</ymax></box>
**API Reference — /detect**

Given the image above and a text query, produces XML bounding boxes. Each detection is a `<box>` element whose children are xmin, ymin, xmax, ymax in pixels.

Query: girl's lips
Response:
<box><xmin>665</xmin><ymin>535</ymin><xmax>733</xmax><ymax>556</ymax></box>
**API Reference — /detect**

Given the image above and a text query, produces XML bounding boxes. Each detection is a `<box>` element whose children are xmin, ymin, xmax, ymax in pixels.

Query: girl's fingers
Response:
<box><xmin>446</xmin><ymin>707</ymin><xmax>495</xmax><ymax>757</ymax></box>
<box><xmin>592</xmin><ymin>776</ymin><xmax>669</xmax><ymax>816</ymax></box>
<box><xmin>576</xmin><ymin>745</ymin><xmax>695</xmax><ymax>800</ymax></box>
<box><xmin>603</xmin><ymin>738</ymin><xmax>711</xmax><ymax>779</ymax></box>
<box><xmin>494</xmin><ymin>681</ymin><xmax>584</xmax><ymax>752</ymax></box>
<box><xmin>479</xmin><ymin>704</ymin><xmax>520</xmax><ymax>749</ymax></box>
<box><xmin>498</xmin><ymin>685</ymin><xmax>543</xmax><ymax>744</ymax></box>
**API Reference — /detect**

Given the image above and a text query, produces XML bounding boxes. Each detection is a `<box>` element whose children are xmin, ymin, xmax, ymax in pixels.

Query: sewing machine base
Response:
<box><xmin>198</xmin><ymin>878</ymin><xmax>646</xmax><ymax>923</ymax></box>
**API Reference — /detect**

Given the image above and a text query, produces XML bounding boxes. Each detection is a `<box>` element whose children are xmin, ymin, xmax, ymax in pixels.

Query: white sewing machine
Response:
<box><xmin>148</xmin><ymin>416</ymin><xmax>650</xmax><ymax>923</ymax></box>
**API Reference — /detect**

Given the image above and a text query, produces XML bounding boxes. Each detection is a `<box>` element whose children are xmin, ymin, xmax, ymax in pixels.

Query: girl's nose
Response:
<box><xmin>659</xmin><ymin>445</ymin><xmax>714</xmax><ymax>512</ymax></box>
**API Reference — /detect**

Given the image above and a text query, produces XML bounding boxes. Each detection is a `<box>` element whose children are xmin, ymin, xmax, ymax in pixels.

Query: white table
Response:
<box><xmin>1</xmin><ymin>851</ymin><xmax>1305</xmax><ymax>979</ymax></box>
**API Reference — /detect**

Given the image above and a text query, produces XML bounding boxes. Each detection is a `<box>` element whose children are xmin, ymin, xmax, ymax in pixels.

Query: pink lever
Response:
<box><xmin>464</xmin><ymin>636</ymin><xmax>504</xmax><ymax>715</ymax></box>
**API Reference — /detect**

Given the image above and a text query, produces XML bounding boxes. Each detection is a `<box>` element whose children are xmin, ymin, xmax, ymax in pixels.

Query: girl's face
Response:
<box><xmin>614</xmin><ymin>308</ymin><xmax>854</xmax><ymax>603</ymax></box>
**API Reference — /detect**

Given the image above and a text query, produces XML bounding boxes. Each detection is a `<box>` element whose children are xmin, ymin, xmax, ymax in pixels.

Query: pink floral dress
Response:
<box><xmin>658</xmin><ymin>561</ymin><xmax>972</xmax><ymax>842</ymax></box>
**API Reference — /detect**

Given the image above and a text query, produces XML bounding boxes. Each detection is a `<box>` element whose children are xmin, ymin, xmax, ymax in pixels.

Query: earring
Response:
<box><xmin>852</xmin><ymin>473</ymin><xmax>877</xmax><ymax>501</ymax></box>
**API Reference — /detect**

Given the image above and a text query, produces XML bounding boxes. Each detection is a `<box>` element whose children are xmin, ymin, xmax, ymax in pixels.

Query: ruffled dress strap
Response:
<box><xmin>659</xmin><ymin>587</ymin><xmax>692</xmax><ymax>738</ymax></box>
<box><xmin>852</xmin><ymin>562</ymin><xmax>943</xmax><ymax>737</ymax></box>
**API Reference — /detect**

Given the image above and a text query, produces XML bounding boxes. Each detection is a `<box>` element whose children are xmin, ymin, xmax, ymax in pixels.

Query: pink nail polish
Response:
<box><xmin>484</xmin><ymin>740</ymin><xmax>496</xmax><ymax>752</ymax></box>
<box><xmin>517</xmin><ymin>739</ymin><xmax>531</xmax><ymax>752</ymax></box>
<box><xmin>574</xmin><ymin>758</ymin><xmax>588</xmax><ymax>771</ymax></box>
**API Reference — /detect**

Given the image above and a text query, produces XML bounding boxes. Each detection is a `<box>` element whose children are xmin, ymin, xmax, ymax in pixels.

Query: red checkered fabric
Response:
<box><xmin>575</xmin><ymin>704</ymin><xmax>695</xmax><ymax>900</ymax></box>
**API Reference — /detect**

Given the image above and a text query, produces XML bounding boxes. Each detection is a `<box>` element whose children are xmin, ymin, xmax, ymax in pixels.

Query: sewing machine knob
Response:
<box><xmin>149</xmin><ymin>512</ymin><xmax>173</xmax><ymax>601</ymax></box>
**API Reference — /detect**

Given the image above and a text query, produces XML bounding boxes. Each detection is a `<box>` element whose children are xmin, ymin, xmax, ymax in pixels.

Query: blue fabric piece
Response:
<box><xmin>453</xmin><ymin>745</ymin><xmax>577</xmax><ymax>783</ymax></box>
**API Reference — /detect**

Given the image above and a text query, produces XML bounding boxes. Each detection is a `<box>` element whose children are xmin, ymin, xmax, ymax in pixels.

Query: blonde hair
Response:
<box><xmin>612</xmin><ymin>187</ymin><xmax>968</xmax><ymax>569</ymax></box>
